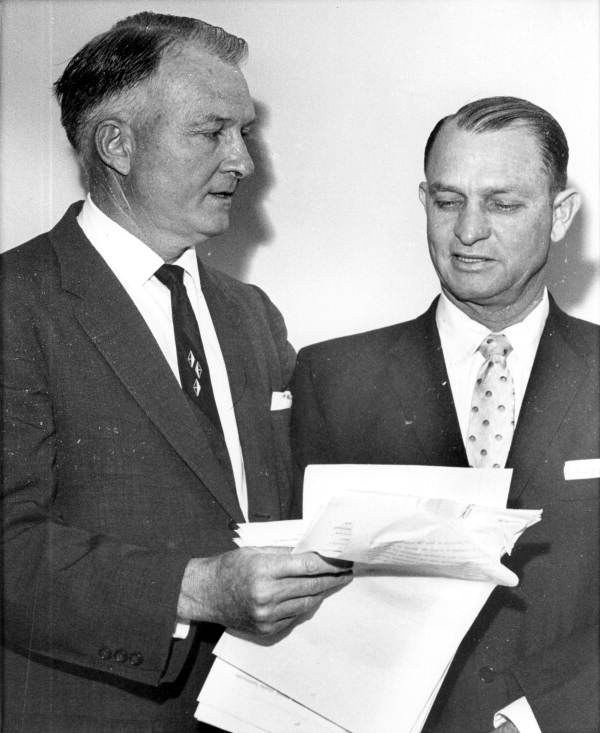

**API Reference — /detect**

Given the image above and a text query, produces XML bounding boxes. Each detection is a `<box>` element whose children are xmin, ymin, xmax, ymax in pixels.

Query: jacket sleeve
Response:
<box><xmin>292</xmin><ymin>347</ymin><xmax>340</xmax><ymax>460</ymax></box>
<box><xmin>511</xmin><ymin>623</ymin><xmax>599</xmax><ymax>732</ymax></box>
<box><xmin>1</xmin><ymin>258</ymin><xmax>194</xmax><ymax>687</ymax></box>
<box><xmin>289</xmin><ymin>347</ymin><xmax>341</xmax><ymax>514</ymax></box>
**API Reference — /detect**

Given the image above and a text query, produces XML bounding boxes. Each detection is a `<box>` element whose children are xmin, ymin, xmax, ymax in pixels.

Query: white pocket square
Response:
<box><xmin>270</xmin><ymin>390</ymin><xmax>292</xmax><ymax>410</ymax></box>
<box><xmin>563</xmin><ymin>459</ymin><xmax>600</xmax><ymax>480</ymax></box>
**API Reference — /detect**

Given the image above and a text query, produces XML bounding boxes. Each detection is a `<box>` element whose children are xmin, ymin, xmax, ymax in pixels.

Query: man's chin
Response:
<box><xmin>442</xmin><ymin>282</ymin><xmax>507</xmax><ymax>309</ymax></box>
<box><xmin>195</xmin><ymin>216</ymin><xmax>231</xmax><ymax>240</ymax></box>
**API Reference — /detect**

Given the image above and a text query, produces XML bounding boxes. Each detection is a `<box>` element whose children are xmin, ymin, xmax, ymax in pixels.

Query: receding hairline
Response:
<box><xmin>423</xmin><ymin>96</ymin><xmax>569</xmax><ymax>193</ymax></box>
<box><xmin>54</xmin><ymin>11</ymin><xmax>249</xmax><ymax>155</ymax></box>
<box><xmin>424</xmin><ymin>117</ymin><xmax>557</xmax><ymax>189</ymax></box>
<box><xmin>78</xmin><ymin>38</ymin><xmax>251</xmax><ymax>175</ymax></box>
<box><xmin>430</xmin><ymin>116</ymin><xmax>543</xmax><ymax>151</ymax></box>
<box><xmin>150</xmin><ymin>40</ymin><xmax>248</xmax><ymax>85</ymax></box>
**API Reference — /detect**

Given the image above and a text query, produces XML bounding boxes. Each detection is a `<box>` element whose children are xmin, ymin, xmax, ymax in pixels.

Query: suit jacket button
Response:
<box><xmin>98</xmin><ymin>647</ymin><xmax>112</xmax><ymax>660</ymax></box>
<box><xmin>128</xmin><ymin>652</ymin><xmax>144</xmax><ymax>667</ymax></box>
<box><xmin>114</xmin><ymin>648</ymin><xmax>128</xmax><ymax>664</ymax></box>
<box><xmin>478</xmin><ymin>665</ymin><xmax>496</xmax><ymax>683</ymax></box>
<box><xmin>227</xmin><ymin>518</ymin><xmax>238</xmax><ymax>531</ymax></box>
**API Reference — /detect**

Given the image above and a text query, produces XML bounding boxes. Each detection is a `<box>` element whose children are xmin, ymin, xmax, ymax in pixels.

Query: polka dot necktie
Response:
<box><xmin>466</xmin><ymin>333</ymin><xmax>515</xmax><ymax>469</ymax></box>
<box><xmin>155</xmin><ymin>264</ymin><xmax>223</xmax><ymax>435</ymax></box>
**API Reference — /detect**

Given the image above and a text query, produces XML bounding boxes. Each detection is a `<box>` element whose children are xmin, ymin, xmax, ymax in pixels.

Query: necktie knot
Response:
<box><xmin>478</xmin><ymin>333</ymin><xmax>513</xmax><ymax>365</ymax></box>
<box><xmin>155</xmin><ymin>263</ymin><xmax>185</xmax><ymax>291</ymax></box>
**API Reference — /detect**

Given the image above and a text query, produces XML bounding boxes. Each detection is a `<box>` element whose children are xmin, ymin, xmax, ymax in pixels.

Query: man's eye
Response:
<box><xmin>434</xmin><ymin>199</ymin><xmax>462</xmax><ymax>210</ymax></box>
<box><xmin>491</xmin><ymin>201</ymin><xmax>522</xmax><ymax>212</ymax></box>
<box><xmin>198</xmin><ymin>129</ymin><xmax>222</xmax><ymax>140</ymax></box>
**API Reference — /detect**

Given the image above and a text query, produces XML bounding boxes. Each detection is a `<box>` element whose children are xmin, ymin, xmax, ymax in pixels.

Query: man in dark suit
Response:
<box><xmin>1</xmin><ymin>12</ymin><xmax>350</xmax><ymax>732</ymax></box>
<box><xmin>291</xmin><ymin>97</ymin><xmax>599</xmax><ymax>733</ymax></box>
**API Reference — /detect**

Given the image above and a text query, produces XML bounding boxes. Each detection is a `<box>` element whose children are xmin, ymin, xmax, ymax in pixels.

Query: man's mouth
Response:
<box><xmin>210</xmin><ymin>184</ymin><xmax>237</xmax><ymax>199</ymax></box>
<box><xmin>453</xmin><ymin>254</ymin><xmax>490</xmax><ymax>264</ymax></box>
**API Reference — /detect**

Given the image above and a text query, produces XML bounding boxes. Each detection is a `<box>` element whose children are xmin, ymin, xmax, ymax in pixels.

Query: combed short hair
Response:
<box><xmin>423</xmin><ymin>96</ymin><xmax>569</xmax><ymax>194</ymax></box>
<box><xmin>54</xmin><ymin>11</ymin><xmax>248</xmax><ymax>152</ymax></box>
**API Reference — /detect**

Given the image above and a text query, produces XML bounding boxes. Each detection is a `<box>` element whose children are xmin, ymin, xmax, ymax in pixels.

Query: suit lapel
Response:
<box><xmin>201</xmin><ymin>265</ymin><xmax>283</xmax><ymax>520</ymax></box>
<box><xmin>51</xmin><ymin>206</ymin><xmax>243</xmax><ymax>521</ymax></box>
<box><xmin>386</xmin><ymin>301</ymin><xmax>468</xmax><ymax>466</ymax></box>
<box><xmin>507</xmin><ymin>299</ymin><xmax>591</xmax><ymax>502</ymax></box>
<box><xmin>382</xmin><ymin>297</ymin><xmax>590</xmax><ymax>499</ymax></box>
<box><xmin>199</xmin><ymin>264</ymin><xmax>247</xmax><ymax>406</ymax></box>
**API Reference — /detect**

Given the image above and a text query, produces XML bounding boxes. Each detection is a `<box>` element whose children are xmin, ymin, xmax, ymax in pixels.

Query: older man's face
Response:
<box><xmin>419</xmin><ymin>122</ymin><xmax>563</xmax><ymax>317</ymax></box>
<box><xmin>123</xmin><ymin>44</ymin><xmax>255</xmax><ymax>257</ymax></box>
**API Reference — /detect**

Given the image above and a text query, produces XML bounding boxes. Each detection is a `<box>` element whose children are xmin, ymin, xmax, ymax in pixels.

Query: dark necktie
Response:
<box><xmin>155</xmin><ymin>264</ymin><xmax>223</xmax><ymax>434</ymax></box>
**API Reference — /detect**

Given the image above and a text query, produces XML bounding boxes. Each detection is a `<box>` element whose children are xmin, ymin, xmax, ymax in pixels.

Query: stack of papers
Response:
<box><xmin>196</xmin><ymin>464</ymin><xmax>541</xmax><ymax>733</ymax></box>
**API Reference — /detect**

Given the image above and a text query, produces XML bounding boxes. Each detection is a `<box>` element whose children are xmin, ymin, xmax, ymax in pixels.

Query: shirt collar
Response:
<box><xmin>503</xmin><ymin>291</ymin><xmax>549</xmax><ymax>359</ymax></box>
<box><xmin>172</xmin><ymin>246</ymin><xmax>202</xmax><ymax>293</ymax></box>
<box><xmin>436</xmin><ymin>289</ymin><xmax>549</xmax><ymax>365</ymax></box>
<box><xmin>77</xmin><ymin>194</ymin><xmax>201</xmax><ymax>289</ymax></box>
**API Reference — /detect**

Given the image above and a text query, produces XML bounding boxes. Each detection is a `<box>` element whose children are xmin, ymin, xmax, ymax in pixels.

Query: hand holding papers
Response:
<box><xmin>197</xmin><ymin>464</ymin><xmax>542</xmax><ymax>733</ymax></box>
<box><xmin>178</xmin><ymin>540</ymin><xmax>351</xmax><ymax>640</ymax></box>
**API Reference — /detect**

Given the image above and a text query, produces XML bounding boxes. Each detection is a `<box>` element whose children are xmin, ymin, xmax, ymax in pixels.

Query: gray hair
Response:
<box><xmin>54</xmin><ymin>12</ymin><xmax>247</xmax><ymax>158</ymax></box>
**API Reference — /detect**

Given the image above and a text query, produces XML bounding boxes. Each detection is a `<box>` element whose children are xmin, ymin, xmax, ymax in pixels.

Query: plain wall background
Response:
<box><xmin>1</xmin><ymin>0</ymin><xmax>599</xmax><ymax>348</ymax></box>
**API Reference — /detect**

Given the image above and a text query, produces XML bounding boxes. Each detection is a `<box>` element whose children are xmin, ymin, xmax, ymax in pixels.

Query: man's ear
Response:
<box><xmin>550</xmin><ymin>188</ymin><xmax>581</xmax><ymax>242</ymax></box>
<box><xmin>94</xmin><ymin>119</ymin><xmax>134</xmax><ymax>176</ymax></box>
<box><xmin>418</xmin><ymin>182</ymin><xmax>428</xmax><ymax>208</ymax></box>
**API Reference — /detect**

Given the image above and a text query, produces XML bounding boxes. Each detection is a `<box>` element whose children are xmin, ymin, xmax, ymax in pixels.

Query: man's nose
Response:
<box><xmin>222</xmin><ymin>135</ymin><xmax>255</xmax><ymax>179</ymax></box>
<box><xmin>453</xmin><ymin>204</ymin><xmax>491</xmax><ymax>245</ymax></box>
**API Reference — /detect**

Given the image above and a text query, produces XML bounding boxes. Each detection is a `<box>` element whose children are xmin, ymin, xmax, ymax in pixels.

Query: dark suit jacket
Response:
<box><xmin>291</xmin><ymin>297</ymin><xmax>599</xmax><ymax>733</ymax></box>
<box><xmin>1</xmin><ymin>203</ymin><xmax>296</xmax><ymax>732</ymax></box>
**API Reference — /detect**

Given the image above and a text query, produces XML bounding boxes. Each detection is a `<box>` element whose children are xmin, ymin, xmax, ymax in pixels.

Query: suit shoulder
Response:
<box><xmin>200</xmin><ymin>262</ymin><xmax>288</xmax><ymax>330</ymax></box>
<box><xmin>201</xmin><ymin>261</ymin><xmax>269</xmax><ymax>306</ymax></box>
<box><xmin>297</xmin><ymin>310</ymin><xmax>431</xmax><ymax>365</ymax></box>
<box><xmin>551</xmin><ymin>306</ymin><xmax>600</xmax><ymax>362</ymax></box>
<box><xmin>1</xmin><ymin>231</ymin><xmax>55</xmax><ymax>269</ymax></box>
<box><xmin>200</xmin><ymin>261</ymin><xmax>246</xmax><ymax>290</ymax></box>
<box><xmin>0</xmin><ymin>232</ymin><xmax>59</xmax><ymax>297</ymax></box>
<box><xmin>560</xmin><ymin>311</ymin><xmax>600</xmax><ymax>337</ymax></box>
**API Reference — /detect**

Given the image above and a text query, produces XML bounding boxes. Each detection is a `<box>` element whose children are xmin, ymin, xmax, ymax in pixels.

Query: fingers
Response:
<box><xmin>261</xmin><ymin>568</ymin><xmax>353</xmax><ymax>608</ymax></box>
<box><xmin>271</xmin><ymin>551</ymin><xmax>353</xmax><ymax>579</ymax></box>
<box><xmin>230</xmin><ymin>551</ymin><xmax>353</xmax><ymax>636</ymax></box>
<box><xmin>318</xmin><ymin>555</ymin><xmax>353</xmax><ymax>571</ymax></box>
<box><xmin>244</xmin><ymin>557</ymin><xmax>352</xmax><ymax>605</ymax></box>
<box><xmin>247</xmin><ymin>545</ymin><xmax>293</xmax><ymax>555</ymax></box>
<box><xmin>245</xmin><ymin>575</ymin><xmax>351</xmax><ymax>636</ymax></box>
<box><xmin>240</xmin><ymin>548</ymin><xmax>352</xmax><ymax>577</ymax></box>
<box><xmin>181</xmin><ymin>548</ymin><xmax>354</xmax><ymax>636</ymax></box>
<box><xmin>282</xmin><ymin>569</ymin><xmax>353</xmax><ymax>600</ymax></box>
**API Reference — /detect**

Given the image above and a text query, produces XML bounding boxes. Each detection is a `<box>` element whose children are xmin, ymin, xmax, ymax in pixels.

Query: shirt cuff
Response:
<box><xmin>172</xmin><ymin>618</ymin><xmax>190</xmax><ymax>639</ymax></box>
<box><xmin>494</xmin><ymin>696</ymin><xmax>542</xmax><ymax>733</ymax></box>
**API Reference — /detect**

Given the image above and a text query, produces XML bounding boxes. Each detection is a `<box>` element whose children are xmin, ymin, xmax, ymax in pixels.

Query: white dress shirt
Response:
<box><xmin>436</xmin><ymin>290</ymin><xmax>549</xmax><ymax>450</ymax></box>
<box><xmin>77</xmin><ymin>195</ymin><xmax>249</xmax><ymax>637</ymax></box>
<box><xmin>436</xmin><ymin>291</ymin><xmax>548</xmax><ymax>733</ymax></box>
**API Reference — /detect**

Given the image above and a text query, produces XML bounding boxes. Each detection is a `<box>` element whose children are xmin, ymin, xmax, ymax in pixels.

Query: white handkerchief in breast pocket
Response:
<box><xmin>564</xmin><ymin>459</ymin><xmax>600</xmax><ymax>480</ymax></box>
<box><xmin>270</xmin><ymin>390</ymin><xmax>292</xmax><ymax>411</ymax></box>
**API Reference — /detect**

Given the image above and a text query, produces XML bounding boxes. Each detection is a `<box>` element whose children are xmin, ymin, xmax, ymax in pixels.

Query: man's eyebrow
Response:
<box><xmin>427</xmin><ymin>182</ymin><xmax>524</xmax><ymax>196</ymax></box>
<box><xmin>192</xmin><ymin>114</ymin><xmax>256</xmax><ymax>126</ymax></box>
<box><xmin>191</xmin><ymin>114</ymin><xmax>228</xmax><ymax>125</ymax></box>
<box><xmin>427</xmin><ymin>183</ymin><xmax>463</xmax><ymax>194</ymax></box>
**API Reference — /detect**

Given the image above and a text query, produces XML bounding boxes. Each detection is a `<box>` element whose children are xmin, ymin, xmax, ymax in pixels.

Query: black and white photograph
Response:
<box><xmin>1</xmin><ymin>1</ymin><xmax>598</xmax><ymax>731</ymax></box>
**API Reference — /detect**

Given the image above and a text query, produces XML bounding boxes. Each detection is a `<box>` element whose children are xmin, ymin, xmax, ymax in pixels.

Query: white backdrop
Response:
<box><xmin>2</xmin><ymin>0</ymin><xmax>598</xmax><ymax>348</ymax></box>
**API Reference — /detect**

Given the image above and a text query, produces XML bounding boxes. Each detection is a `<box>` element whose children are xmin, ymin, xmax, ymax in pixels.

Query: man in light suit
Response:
<box><xmin>291</xmin><ymin>97</ymin><xmax>598</xmax><ymax>733</ymax></box>
<box><xmin>1</xmin><ymin>12</ymin><xmax>350</xmax><ymax>732</ymax></box>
